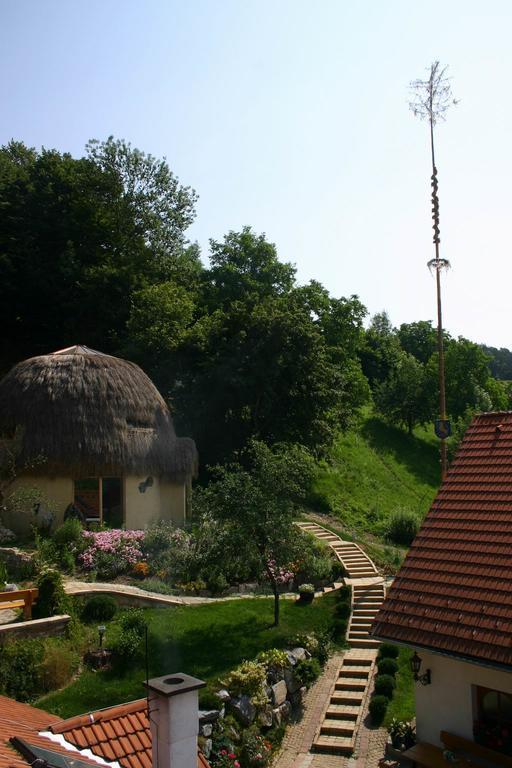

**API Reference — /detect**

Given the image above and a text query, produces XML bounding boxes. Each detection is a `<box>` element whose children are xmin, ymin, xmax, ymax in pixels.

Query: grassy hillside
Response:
<box><xmin>310</xmin><ymin>412</ymin><xmax>440</xmax><ymax>542</ymax></box>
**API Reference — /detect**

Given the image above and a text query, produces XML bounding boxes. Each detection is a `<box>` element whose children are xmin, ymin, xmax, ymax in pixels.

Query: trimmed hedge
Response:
<box><xmin>81</xmin><ymin>595</ymin><xmax>118</xmax><ymax>623</ymax></box>
<box><xmin>377</xmin><ymin>657</ymin><xmax>398</xmax><ymax>676</ymax></box>
<box><xmin>378</xmin><ymin>643</ymin><xmax>399</xmax><ymax>659</ymax></box>
<box><xmin>374</xmin><ymin>673</ymin><xmax>396</xmax><ymax>699</ymax></box>
<box><xmin>369</xmin><ymin>694</ymin><xmax>388</xmax><ymax>725</ymax></box>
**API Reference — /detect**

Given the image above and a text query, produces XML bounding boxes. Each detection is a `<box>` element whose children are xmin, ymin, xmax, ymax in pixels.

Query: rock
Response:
<box><xmin>300</xmin><ymin>686</ymin><xmax>307</xmax><ymax>697</ymax></box>
<box><xmin>215</xmin><ymin>688</ymin><xmax>231</xmax><ymax>702</ymax></box>
<box><xmin>278</xmin><ymin>700</ymin><xmax>292</xmax><ymax>721</ymax></box>
<box><xmin>271</xmin><ymin>680</ymin><xmax>288</xmax><ymax>706</ymax></box>
<box><xmin>198</xmin><ymin>709</ymin><xmax>220</xmax><ymax>724</ymax></box>
<box><xmin>200</xmin><ymin>724</ymin><xmax>213</xmax><ymax>738</ymax></box>
<box><xmin>272</xmin><ymin>707</ymin><xmax>282</xmax><ymax>727</ymax></box>
<box><xmin>291</xmin><ymin>647</ymin><xmax>308</xmax><ymax>662</ymax></box>
<box><xmin>4</xmin><ymin>583</ymin><xmax>18</xmax><ymax>592</ymax></box>
<box><xmin>227</xmin><ymin>695</ymin><xmax>256</xmax><ymax>726</ymax></box>
<box><xmin>202</xmin><ymin>740</ymin><xmax>212</xmax><ymax>759</ymax></box>
<box><xmin>285</xmin><ymin>650</ymin><xmax>297</xmax><ymax>666</ymax></box>
<box><xmin>284</xmin><ymin>668</ymin><xmax>301</xmax><ymax>695</ymax></box>
<box><xmin>258</xmin><ymin>705</ymin><xmax>273</xmax><ymax>728</ymax></box>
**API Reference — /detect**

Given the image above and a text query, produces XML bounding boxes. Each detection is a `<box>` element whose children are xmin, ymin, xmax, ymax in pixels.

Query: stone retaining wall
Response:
<box><xmin>70</xmin><ymin>587</ymin><xmax>182</xmax><ymax>609</ymax></box>
<box><xmin>0</xmin><ymin>614</ymin><xmax>70</xmax><ymax>641</ymax></box>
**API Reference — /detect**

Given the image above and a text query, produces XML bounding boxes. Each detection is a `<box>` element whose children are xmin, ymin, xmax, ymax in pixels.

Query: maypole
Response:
<box><xmin>409</xmin><ymin>62</ymin><xmax>457</xmax><ymax>480</ymax></box>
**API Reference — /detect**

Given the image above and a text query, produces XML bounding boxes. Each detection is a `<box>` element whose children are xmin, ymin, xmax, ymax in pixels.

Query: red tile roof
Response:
<box><xmin>371</xmin><ymin>411</ymin><xmax>512</xmax><ymax>668</ymax></box>
<box><xmin>51</xmin><ymin>699</ymin><xmax>210</xmax><ymax>768</ymax></box>
<box><xmin>0</xmin><ymin>695</ymin><xmax>99</xmax><ymax>768</ymax></box>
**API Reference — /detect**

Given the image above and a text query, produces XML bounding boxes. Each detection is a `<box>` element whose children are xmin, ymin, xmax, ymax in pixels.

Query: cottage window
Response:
<box><xmin>74</xmin><ymin>477</ymin><xmax>123</xmax><ymax>527</ymax></box>
<box><xmin>474</xmin><ymin>686</ymin><xmax>512</xmax><ymax>756</ymax></box>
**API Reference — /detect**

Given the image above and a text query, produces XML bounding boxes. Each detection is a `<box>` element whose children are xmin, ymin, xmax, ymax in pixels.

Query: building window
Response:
<box><xmin>474</xmin><ymin>686</ymin><xmax>512</xmax><ymax>756</ymax></box>
<box><xmin>74</xmin><ymin>477</ymin><xmax>123</xmax><ymax>527</ymax></box>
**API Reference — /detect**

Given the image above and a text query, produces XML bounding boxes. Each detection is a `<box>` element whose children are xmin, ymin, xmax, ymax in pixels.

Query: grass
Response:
<box><xmin>384</xmin><ymin>647</ymin><xmax>415</xmax><ymax>726</ymax></box>
<box><xmin>37</xmin><ymin>594</ymin><xmax>344</xmax><ymax>718</ymax></box>
<box><xmin>311</xmin><ymin>411</ymin><xmax>440</xmax><ymax>540</ymax></box>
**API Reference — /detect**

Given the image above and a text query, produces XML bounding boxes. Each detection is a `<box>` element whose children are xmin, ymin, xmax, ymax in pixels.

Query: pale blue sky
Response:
<box><xmin>1</xmin><ymin>1</ymin><xmax>511</xmax><ymax>346</ymax></box>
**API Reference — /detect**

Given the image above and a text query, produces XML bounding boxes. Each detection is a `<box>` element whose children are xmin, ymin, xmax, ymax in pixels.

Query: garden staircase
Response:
<box><xmin>312</xmin><ymin>650</ymin><xmax>376</xmax><ymax>755</ymax></box>
<box><xmin>295</xmin><ymin>519</ymin><xmax>387</xmax><ymax>756</ymax></box>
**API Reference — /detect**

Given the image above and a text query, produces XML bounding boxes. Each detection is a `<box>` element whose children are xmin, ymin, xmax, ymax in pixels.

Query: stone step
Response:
<box><xmin>349</xmin><ymin>622</ymin><xmax>373</xmax><ymax>631</ymax></box>
<box><xmin>331</xmin><ymin>692</ymin><xmax>364</xmax><ymax>706</ymax></box>
<box><xmin>349</xmin><ymin>631</ymin><xmax>373</xmax><ymax>639</ymax></box>
<box><xmin>334</xmin><ymin>679</ymin><xmax>367</xmax><ymax>691</ymax></box>
<box><xmin>354</xmin><ymin>597</ymin><xmax>383</xmax><ymax>605</ymax></box>
<box><xmin>338</xmin><ymin>668</ymin><xmax>369</xmax><ymax>679</ymax></box>
<box><xmin>313</xmin><ymin>735</ymin><xmax>354</xmax><ymax>755</ymax></box>
<box><xmin>325</xmin><ymin>704</ymin><xmax>360</xmax><ymax>719</ymax></box>
<box><xmin>320</xmin><ymin>721</ymin><xmax>355</xmax><ymax>737</ymax></box>
<box><xmin>353</xmin><ymin>588</ymin><xmax>384</xmax><ymax>594</ymax></box>
<box><xmin>342</xmin><ymin>658</ymin><xmax>373</xmax><ymax>667</ymax></box>
<box><xmin>349</xmin><ymin>638</ymin><xmax>380</xmax><ymax>648</ymax></box>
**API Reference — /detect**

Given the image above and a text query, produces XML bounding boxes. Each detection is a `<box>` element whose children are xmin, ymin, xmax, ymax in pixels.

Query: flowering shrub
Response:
<box><xmin>132</xmin><ymin>561</ymin><xmax>150</xmax><ymax>579</ymax></box>
<box><xmin>264</xmin><ymin>559</ymin><xmax>294</xmax><ymax>587</ymax></box>
<box><xmin>240</xmin><ymin>732</ymin><xmax>272</xmax><ymax>767</ymax></box>
<box><xmin>213</xmin><ymin>751</ymin><xmax>240</xmax><ymax>768</ymax></box>
<box><xmin>79</xmin><ymin>530</ymin><xmax>144</xmax><ymax>580</ymax></box>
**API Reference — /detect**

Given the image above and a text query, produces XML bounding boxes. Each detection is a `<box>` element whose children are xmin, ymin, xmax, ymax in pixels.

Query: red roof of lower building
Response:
<box><xmin>371</xmin><ymin>411</ymin><xmax>512</xmax><ymax>668</ymax></box>
<box><xmin>50</xmin><ymin>699</ymin><xmax>210</xmax><ymax>768</ymax></box>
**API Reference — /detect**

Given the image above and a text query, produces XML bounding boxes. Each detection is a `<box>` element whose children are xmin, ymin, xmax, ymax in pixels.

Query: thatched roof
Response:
<box><xmin>0</xmin><ymin>346</ymin><xmax>197</xmax><ymax>481</ymax></box>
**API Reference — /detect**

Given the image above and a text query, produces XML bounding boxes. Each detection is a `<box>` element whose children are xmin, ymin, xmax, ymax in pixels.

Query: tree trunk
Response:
<box><xmin>272</xmin><ymin>579</ymin><xmax>280</xmax><ymax>627</ymax></box>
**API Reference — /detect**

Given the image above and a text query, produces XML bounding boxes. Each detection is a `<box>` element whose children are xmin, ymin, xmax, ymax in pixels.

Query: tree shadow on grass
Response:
<box><xmin>360</xmin><ymin>417</ymin><xmax>440</xmax><ymax>488</ymax></box>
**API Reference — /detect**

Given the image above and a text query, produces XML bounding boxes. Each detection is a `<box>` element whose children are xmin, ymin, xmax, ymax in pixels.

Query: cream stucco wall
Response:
<box><xmin>414</xmin><ymin>649</ymin><xmax>512</xmax><ymax>745</ymax></box>
<box><xmin>124</xmin><ymin>476</ymin><xmax>186</xmax><ymax>529</ymax></box>
<box><xmin>6</xmin><ymin>475</ymin><xmax>74</xmax><ymax>535</ymax></box>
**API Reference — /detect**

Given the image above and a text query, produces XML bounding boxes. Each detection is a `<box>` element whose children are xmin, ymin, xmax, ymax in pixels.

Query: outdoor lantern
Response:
<box><xmin>98</xmin><ymin>624</ymin><xmax>106</xmax><ymax>649</ymax></box>
<box><xmin>410</xmin><ymin>651</ymin><xmax>431</xmax><ymax>685</ymax></box>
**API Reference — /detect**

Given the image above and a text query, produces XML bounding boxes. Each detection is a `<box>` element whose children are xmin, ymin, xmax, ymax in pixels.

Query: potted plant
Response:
<box><xmin>298</xmin><ymin>583</ymin><xmax>315</xmax><ymax>603</ymax></box>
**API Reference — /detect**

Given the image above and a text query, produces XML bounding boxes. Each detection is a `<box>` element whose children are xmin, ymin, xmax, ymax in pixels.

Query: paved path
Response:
<box><xmin>272</xmin><ymin>521</ymin><xmax>388</xmax><ymax>766</ymax></box>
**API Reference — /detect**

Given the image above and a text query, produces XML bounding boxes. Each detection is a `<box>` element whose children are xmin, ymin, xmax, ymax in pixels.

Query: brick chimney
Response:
<box><xmin>144</xmin><ymin>673</ymin><xmax>205</xmax><ymax>768</ymax></box>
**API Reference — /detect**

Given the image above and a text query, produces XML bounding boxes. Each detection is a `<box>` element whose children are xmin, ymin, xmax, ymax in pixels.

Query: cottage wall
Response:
<box><xmin>5</xmin><ymin>476</ymin><xmax>73</xmax><ymax>535</ymax></box>
<box><xmin>415</xmin><ymin>649</ymin><xmax>512</xmax><ymax>745</ymax></box>
<box><xmin>124</xmin><ymin>476</ymin><xmax>186</xmax><ymax>529</ymax></box>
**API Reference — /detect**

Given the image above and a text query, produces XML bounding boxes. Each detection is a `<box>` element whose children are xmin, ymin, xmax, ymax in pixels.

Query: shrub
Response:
<box><xmin>119</xmin><ymin>608</ymin><xmax>147</xmax><ymax>636</ymax></box>
<box><xmin>112</xmin><ymin>629</ymin><xmax>144</xmax><ymax>662</ymax></box>
<box><xmin>378</xmin><ymin>643</ymin><xmax>399</xmax><ymax>659</ymax></box>
<box><xmin>388</xmin><ymin>719</ymin><xmax>416</xmax><ymax>750</ymax></box>
<box><xmin>199</xmin><ymin>688</ymin><xmax>223</xmax><ymax>710</ymax></box>
<box><xmin>369</xmin><ymin>694</ymin><xmax>388</xmax><ymax>725</ymax></box>
<box><xmin>0</xmin><ymin>519</ymin><xmax>15</xmax><ymax>545</ymax></box>
<box><xmin>377</xmin><ymin>657</ymin><xmax>398</xmax><ymax>676</ymax></box>
<box><xmin>81</xmin><ymin>595</ymin><xmax>118</xmax><ymax>623</ymax></box>
<box><xmin>53</xmin><ymin>518</ymin><xmax>84</xmax><ymax>553</ymax></box>
<box><xmin>224</xmin><ymin>660</ymin><xmax>267</xmax><ymax>706</ymax></box>
<box><xmin>256</xmin><ymin>648</ymin><xmax>290</xmax><ymax>673</ymax></box>
<box><xmin>386</xmin><ymin>509</ymin><xmax>419</xmax><ymax>546</ymax></box>
<box><xmin>298</xmin><ymin>583</ymin><xmax>315</xmax><ymax>594</ymax></box>
<box><xmin>33</xmin><ymin>569</ymin><xmax>68</xmax><ymax>618</ymax></box>
<box><xmin>39</xmin><ymin>639</ymin><xmax>79</xmax><ymax>692</ymax></box>
<box><xmin>294</xmin><ymin>658</ymin><xmax>321</xmax><ymax>687</ymax></box>
<box><xmin>0</xmin><ymin>559</ymin><xmax>7</xmax><ymax>589</ymax></box>
<box><xmin>374</xmin><ymin>673</ymin><xmax>396</xmax><ymax>699</ymax></box>
<box><xmin>239</xmin><ymin>730</ymin><xmax>272</xmax><ymax>767</ymax></box>
<box><xmin>0</xmin><ymin>638</ymin><xmax>44</xmax><ymax>700</ymax></box>
<box><xmin>79</xmin><ymin>530</ymin><xmax>145</xmax><ymax>579</ymax></box>
<box><xmin>206</xmin><ymin>571</ymin><xmax>229</xmax><ymax>595</ymax></box>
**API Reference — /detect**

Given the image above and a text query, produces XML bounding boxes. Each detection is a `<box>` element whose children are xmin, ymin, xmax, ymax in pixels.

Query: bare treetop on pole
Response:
<box><xmin>409</xmin><ymin>61</ymin><xmax>458</xmax><ymax>481</ymax></box>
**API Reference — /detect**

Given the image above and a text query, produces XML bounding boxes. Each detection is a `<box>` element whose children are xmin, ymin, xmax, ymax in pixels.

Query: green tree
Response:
<box><xmin>374</xmin><ymin>352</ymin><xmax>433</xmax><ymax>434</ymax></box>
<box><xmin>359</xmin><ymin>312</ymin><xmax>402</xmax><ymax>386</ymax></box>
<box><xmin>397</xmin><ymin>320</ymin><xmax>441</xmax><ymax>364</ymax></box>
<box><xmin>193</xmin><ymin>440</ymin><xmax>315</xmax><ymax>626</ymax></box>
<box><xmin>0</xmin><ymin>139</ymin><xmax>197</xmax><ymax>371</ymax></box>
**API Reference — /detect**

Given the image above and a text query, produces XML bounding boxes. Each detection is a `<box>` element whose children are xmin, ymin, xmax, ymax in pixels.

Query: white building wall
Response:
<box><xmin>415</xmin><ymin>649</ymin><xmax>512</xmax><ymax>745</ymax></box>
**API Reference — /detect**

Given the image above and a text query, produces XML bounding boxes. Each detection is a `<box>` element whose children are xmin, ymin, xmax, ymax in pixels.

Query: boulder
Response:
<box><xmin>291</xmin><ymin>647</ymin><xmax>308</xmax><ymax>662</ymax></box>
<box><xmin>271</xmin><ymin>680</ymin><xmax>287</xmax><ymax>706</ymax></box>
<box><xmin>285</xmin><ymin>650</ymin><xmax>297</xmax><ymax>666</ymax></box>
<box><xmin>227</xmin><ymin>695</ymin><xmax>256</xmax><ymax>726</ymax></box>
<box><xmin>272</xmin><ymin>707</ymin><xmax>282</xmax><ymax>727</ymax></box>
<box><xmin>202</xmin><ymin>740</ymin><xmax>212</xmax><ymax>759</ymax></box>
<box><xmin>258</xmin><ymin>705</ymin><xmax>273</xmax><ymax>728</ymax></box>
<box><xmin>200</xmin><ymin>723</ymin><xmax>213</xmax><ymax>738</ymax></box>
<box><xmin>215</xmin><ymin>688</ymin><xmax>231</xmax><ymax>702</ymax></box>
<box><xmin>198</xmin><ymin>710</ymin><xmax>220</xmax><ymax>725</ymax></box>
<box><xmin>278</xmin><ymin>700</ymin><xmax>292</xmax><ymax>721</ymax></box>
<box><xmin>284</xmin><ymin>668</ymin><xmax>301</xmax><ymax>695</ymax></box>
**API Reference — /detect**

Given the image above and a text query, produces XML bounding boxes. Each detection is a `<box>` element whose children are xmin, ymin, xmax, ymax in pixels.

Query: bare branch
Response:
<box><xmin>409</xmin><ymin>61</ymin><xmax>458</xmax><ymax>125</ymax></box>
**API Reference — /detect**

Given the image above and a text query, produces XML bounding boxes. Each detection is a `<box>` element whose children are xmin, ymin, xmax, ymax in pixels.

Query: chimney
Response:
<box><xmin>144</xmin><ymin>673</ymin><xmax>205</xmax><ymax>768</ymax></box>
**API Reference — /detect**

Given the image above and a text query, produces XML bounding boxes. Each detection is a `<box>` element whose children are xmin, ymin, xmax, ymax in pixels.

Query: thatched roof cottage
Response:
<box><xmin>0</xmin><ymin>345</ymin><xmax>197</xmax><ymax>533</ymax></box>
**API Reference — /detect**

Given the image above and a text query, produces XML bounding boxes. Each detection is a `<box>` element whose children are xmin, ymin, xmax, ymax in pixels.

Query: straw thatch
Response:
<box><xmin>0</xmin><ymin>346</ymin><xmax>197</xmax><ymax>481</ymax></box>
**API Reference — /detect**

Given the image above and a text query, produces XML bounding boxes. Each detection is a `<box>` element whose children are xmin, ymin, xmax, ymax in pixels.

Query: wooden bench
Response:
<box><xmin>0</xmin><ymin>588</ymin><xmax>38</xmax><ymax>620</ymax></box>
<box><xmin>442</xmin><ymin>730</ymin><xmax>512</xmax><ymax>768</ymax></box>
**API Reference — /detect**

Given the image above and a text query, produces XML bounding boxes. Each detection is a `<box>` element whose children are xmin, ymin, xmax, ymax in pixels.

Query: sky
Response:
<box><xmin>1</xmin><ymin>0</ymin><xmax>512</xmax><ymax>347</ymax></box>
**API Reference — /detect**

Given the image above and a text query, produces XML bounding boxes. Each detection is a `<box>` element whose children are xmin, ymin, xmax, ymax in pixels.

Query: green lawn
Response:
<box><xmin>384</xmin><ymin>647</ymin><xmax>415</xmax><ymax>726</ymax></box>
<box><xmin>38</xmin><ymin>594</ymin><xmax>343</xmax><ymax>718</ymax></box>
<box><xmin>311</xmin><ymin>412</ymin><xmax>440</xmax><ymax>539</ymax></box>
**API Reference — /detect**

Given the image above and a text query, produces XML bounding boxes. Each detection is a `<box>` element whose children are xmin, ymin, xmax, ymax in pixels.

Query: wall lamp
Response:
<box><xmin>138</xmin><ymin>476</ymin><xmax>154</xmax><ymax>493</ymax></box>
<box><xmin>410</xmin><ymin>651</ymin><xmax>431</xmax><ymax>685</ymax></box>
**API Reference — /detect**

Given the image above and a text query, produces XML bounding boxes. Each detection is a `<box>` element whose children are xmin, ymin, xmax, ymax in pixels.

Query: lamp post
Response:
<box><xmin>98</xmin><ymin>624</ymin><xmax>106</xmax><ymax>651</ymax></box>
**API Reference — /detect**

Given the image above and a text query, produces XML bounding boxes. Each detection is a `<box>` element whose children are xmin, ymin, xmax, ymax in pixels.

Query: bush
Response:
<box><xmin>298</xmin><ymin>583</ymin><xmax>315</xmax><ymax>594</ymax></box>
<box><xmin>39</xmin><ymin>639</ymin><xmax>79</xmax><ymax>692</ymax></box>
<box><xmin>256</xmin><ymin>648</ymin><xmax>290</xmax><ymax>673</ymax></box>
<box><xmin>239</xmin><ymin>730</ymin><xmax>272</xmax><ymax>767</ymax></box>
<box><xmin>294</xmin><ymin>658</ymin><xmax>321</xmax><ymax>687</ymax></box>
<box><xmin>206</xmin><ymin>571</ymin><xmax>229</xmax><ymax>595</ymax></box>
<box><xmin>386</xmin><ymin>509</ymin><xmax>419</xmax><ymax>546</ymax></box>
<box><xmin>374</xmin><ymin>673</ymin><xmax>396</xmax><ymax>699</ymax></box>
<box><xmin>81</xmin><ymin>595</ymin><xmax>118</xmax><ymax>623</ymax></box>
<box><xmin>53</xmin><ymin>518</ymin><xmax>84</xmax><ymax>553</ymax></box>
<box><xmin>0</xmin><ymin>638</ymin><xmax>44</xmax><ymax>700</ymax></box>
<box><xmin>378</xmin><ymin>643</ymin><xmax>399</xmax><ymax>659</ymax></box>
<box><xmin>33</xmin><ymin>569</ymin><xmax>68</xmax><ymax>619</ymax></box>
<box><xmin>377</xmin><ymin>657</ymin><xmax>398</xmax><ymax>676</ymax></box>
<box><xmin>119</xmin><ymin>608</ymin><xmax>147</xmax><ymax>637</ymax></box>
<box><xmin>112</xmin><ymin>629</ymin><xmax>144</xmax><ymax>662</ymax></box>
<box><xmin>369</xmin><ymin>694</ymin><xmax>388</xmax><ymax>725</ymax></box>
<box><xmin>224</xmin><ymin>661</ymin><xmax>267</xmax><ymax>707</ymax></box>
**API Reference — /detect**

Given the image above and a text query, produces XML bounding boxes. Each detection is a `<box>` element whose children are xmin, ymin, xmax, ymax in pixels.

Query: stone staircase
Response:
<box><xmin>312</xmin><ymin>650</ymin><xmax>376</xmax><ymax>754</ymax></box>
<box><xmin>348</xmin><ymin>583</ymin><xmax>385</xmax><ymax>649</ymax></box>
<box><xmin>295</xmin><ymin>520</ymin><xmax>386</xmax><ymax>756</ymax></box>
